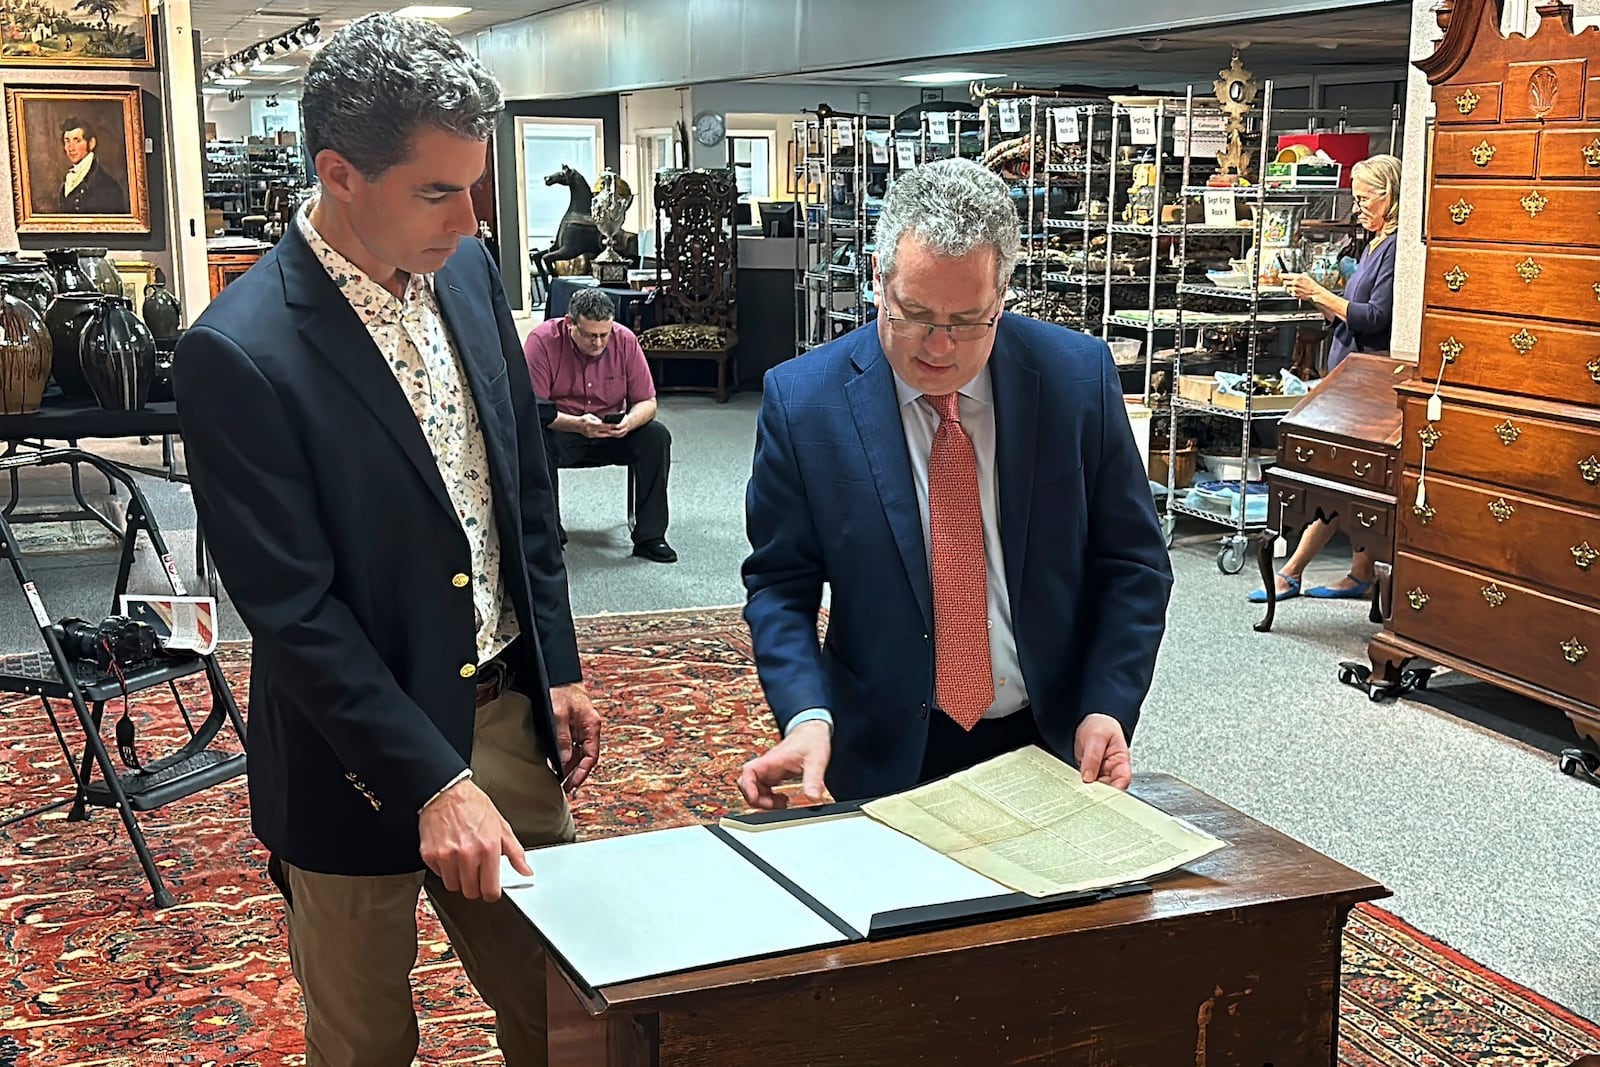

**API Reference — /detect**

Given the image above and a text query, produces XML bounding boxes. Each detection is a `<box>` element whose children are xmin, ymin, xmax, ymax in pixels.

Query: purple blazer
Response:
<box><xmin>1329</xmin><ymin>233</ymin><xmax>1397</xmax><ymax>372</ymax></box>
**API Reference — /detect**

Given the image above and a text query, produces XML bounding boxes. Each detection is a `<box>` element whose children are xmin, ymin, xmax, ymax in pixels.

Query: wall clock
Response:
<box><xmin>692</xmin><ymin>110</ymin><xmax>727</xmax><ymax>148</ymax></box>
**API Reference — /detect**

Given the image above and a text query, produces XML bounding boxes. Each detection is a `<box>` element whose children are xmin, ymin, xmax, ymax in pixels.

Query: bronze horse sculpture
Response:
<box><xmin>531</xmin><ymin>164</ymin><xmax>640</xmax><ymax>294</ymax></box>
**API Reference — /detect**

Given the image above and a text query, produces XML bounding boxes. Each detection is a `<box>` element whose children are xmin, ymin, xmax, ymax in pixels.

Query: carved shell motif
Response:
<box><xmin>1528</xmin><ymin>65</ymin><xmax>1559</xmax><ymax>119</ymax></box>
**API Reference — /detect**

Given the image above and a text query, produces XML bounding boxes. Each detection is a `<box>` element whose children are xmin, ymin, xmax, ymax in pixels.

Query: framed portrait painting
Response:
<box><xmin>5</xmin><ymin>85</ymin><xmax>150</xmax><ymax>234</ymax></box>
<box><xmin>1</xmin><ymin>0</ymin><xmax>154</xmax><ymax>69</ymax></box>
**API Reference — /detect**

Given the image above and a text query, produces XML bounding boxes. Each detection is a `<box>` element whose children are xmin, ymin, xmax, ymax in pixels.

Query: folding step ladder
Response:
<box><xmin>0</xmin><ymin>448</ymin><xmax>246</xmax><ymax>908</ymax></box>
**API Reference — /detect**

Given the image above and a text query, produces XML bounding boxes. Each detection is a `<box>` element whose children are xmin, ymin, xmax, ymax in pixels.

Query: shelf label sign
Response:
<box><xmin>1052</xmin><ymin>107</ymin><xmax>1081</xmax><ymax>144</ymax></box>
<box><xmin>870</xmin><ymin>135</ymin><xmax>889</xmax><ymax>163</ymax></box>
<box><xmin>927</xmin><ymin>112</ymin><xmax>950</xmax><ymax>143</ymax></box>
<box><xmin>998</xmin><ymin>99</ymin><xmax>1021</xmax><ymax>133</ymax></box>
<box><xmin>895</xmin><ymin>141</ymin><xmax>917</xmax><ymax>169</ymax></box>
<box><xmin>1129</xmin><ymin>107</ymin><xmax>1159</xmax><ymax>145</ymax></box>
<box><xmin>835</xmin><ymin>118</ymin><xmax>854</xmax><ymax>148</ymax></box>
<box><xmin>1202</xmin><ymin>190</ymin><xmax>1237</xmax><ymax>227</ymax></box>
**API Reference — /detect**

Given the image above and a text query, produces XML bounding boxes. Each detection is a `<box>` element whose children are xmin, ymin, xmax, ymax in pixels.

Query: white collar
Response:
<box><xmin>64</xmin><ymin>152</ymin><xmax>94</xmax><ymax>191</ymax></box>
<box><xmin>891</xmin><ymin>360</ymin><xmax>994</xmax><ymax>411</ymax></box>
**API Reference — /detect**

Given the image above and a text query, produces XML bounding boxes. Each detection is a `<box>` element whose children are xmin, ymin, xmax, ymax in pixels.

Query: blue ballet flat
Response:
<box><xmin>1247</xmin><ymin>573</ymin><xmax>1301</xmax><ymax>603</ymax></box>
<box><xmin>1305</xmin><ymin>574</ymin><xmax>1375</xmax><ymax>599</ymax></box>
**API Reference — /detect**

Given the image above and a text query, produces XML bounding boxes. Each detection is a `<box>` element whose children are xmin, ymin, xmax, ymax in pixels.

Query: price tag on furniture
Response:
<box><xmin>998</xmin><ymin>100</ymin><xmax>1021</xmax><ymax>133</ymax></box>
<box><xmin>927</xmin><ymin>112</ymin><xmax>950</xmax><ymax>143</ymax></box>
<box><xmin>1052</xmin><ymin>107</ymin><xmax>1081</xmax><ymax>144</ymax></box>
<box><xmin>1130</xmin><ymin>108</ymin><xmax>1159</xmax><ymax>145</ymax></box>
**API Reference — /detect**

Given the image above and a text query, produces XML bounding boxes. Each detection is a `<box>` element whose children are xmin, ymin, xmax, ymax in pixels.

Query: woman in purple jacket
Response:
<box><xmin>1251</xmin><ymin>154</ymin><xmax>1401</xmax><ymax>603</ymax></box>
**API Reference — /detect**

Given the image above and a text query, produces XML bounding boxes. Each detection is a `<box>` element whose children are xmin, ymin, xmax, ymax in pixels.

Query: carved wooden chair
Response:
<box><xmin>635</xmin><ymin>169</ymin><xmax>739</xmax><ymax>403</ymax></box>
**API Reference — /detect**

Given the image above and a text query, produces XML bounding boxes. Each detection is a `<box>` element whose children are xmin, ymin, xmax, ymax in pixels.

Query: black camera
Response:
<box><xmin>53</xmin><ymin>615</ymin><xmax>163</xmax><ymax>672</ymax></box>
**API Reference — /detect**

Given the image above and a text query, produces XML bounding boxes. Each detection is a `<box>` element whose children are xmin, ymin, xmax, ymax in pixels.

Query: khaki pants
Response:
<box><xmin>280</xmin><ymin>689</ymin><xmax>574</xmax><ymax>1067</ymax></box>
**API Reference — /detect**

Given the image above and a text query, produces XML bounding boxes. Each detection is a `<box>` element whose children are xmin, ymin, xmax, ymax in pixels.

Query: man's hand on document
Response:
<box><xmin>737</xmin><ymin>720</ymin><xmax>832</xmax><ymax>810</ymax></box>
<box><xmin>1074</xmin><ymin>714</ymin><xmax>1132</xmax><ymax>791</ymax></box>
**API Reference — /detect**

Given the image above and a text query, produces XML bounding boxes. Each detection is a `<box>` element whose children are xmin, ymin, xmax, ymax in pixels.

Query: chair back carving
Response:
<box><xmin>651</xmin><ymin>169</ymin><xmax>739</xmax><ymax>330</ymax></box>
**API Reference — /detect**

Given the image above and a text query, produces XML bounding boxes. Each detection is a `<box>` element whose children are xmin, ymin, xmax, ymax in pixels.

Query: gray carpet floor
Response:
<box><xmin>5</xmin><ymin>393</ymin><xmax>1597</xmax><ymax>1027</ymax></box>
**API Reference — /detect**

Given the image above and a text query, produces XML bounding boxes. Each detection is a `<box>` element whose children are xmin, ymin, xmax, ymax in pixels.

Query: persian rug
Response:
<box><xmin>0</xmin><ymin>606</ymin><xmax>1594</xmax><ymax>1066</ymax></box>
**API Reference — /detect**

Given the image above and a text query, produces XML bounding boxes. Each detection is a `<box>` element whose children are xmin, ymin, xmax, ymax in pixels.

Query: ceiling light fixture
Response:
<box><xmin>899</xmin><ymin>71</ymin><xmax>1007</xmax><ymax>84</ymax></box>
<box><xmin>251</xmin><ymin>63</ymin><xmax>294</xmax><ymax>73</ymax></box>
<box><xmin>393</xmin><ymin>5</ymin><xmax>474</xmax><ymax>17</ymax></box>
<box><xmin>214</xmin><ymin>78</ymin><xmax>251</xmax><ymax>86</ymax></box>
<box><xmin>206</xmin><ymin>18</ymin><xmax>319</xmax><ymax>82</ymax></box>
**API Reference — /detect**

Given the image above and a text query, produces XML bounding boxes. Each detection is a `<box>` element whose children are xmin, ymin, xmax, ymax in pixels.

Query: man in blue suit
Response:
<box><xmin>739</xmin><ymin>158</ymin><xmax>1172</xmax><ymax>808</ymax></box>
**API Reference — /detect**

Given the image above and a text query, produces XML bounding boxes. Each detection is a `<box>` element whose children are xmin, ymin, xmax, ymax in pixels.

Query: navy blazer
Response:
<box><xmin>174</xmin><ymin>226</ymin><xmax>578</xmax><ymax>876</ymax></box>
<box><xmin>742</xmin><ymin>315</ymin><xmax>1174</xmax><ymax>800</ymax></box>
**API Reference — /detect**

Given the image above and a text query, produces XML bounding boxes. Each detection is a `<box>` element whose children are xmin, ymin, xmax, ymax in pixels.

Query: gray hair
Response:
<box><xmin>567</xmin><ymin>287</ymin><xmax>616</xmax><ymax>323</ymax></box>
<box><xmin>302</xmin><ymin>12</ymin><xmax>502</xmax><ymax>180</ymax></box>
<box><xmin>1350</xmin><ymin>153</ymin><xmax>1402</xmax><ymax>234</ymax></box>
<box><xmin>875</xmin><ymin>158</ymin><xmax>1020</xmax><ymax>291</ymax></box>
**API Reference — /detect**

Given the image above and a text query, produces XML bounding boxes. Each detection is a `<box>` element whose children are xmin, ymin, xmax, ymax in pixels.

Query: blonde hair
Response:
<box><xmin>1350</xmin><ymin>154</ymin><xmax>1402</xmax><ymax>234</ymax></box>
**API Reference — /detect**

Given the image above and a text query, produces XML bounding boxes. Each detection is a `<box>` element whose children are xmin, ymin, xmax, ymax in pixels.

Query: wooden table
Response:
<box><xmin>548</xmin><ymin>774</ymin><xmax>1389</xmax><ymax>1067</ymax></box>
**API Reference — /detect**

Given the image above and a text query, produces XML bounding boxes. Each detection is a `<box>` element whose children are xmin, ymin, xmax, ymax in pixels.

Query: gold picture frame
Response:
<box><xmin>112</xmin><ymin>259</ymin><xmax>155</xmax><ymax>305</ymax></box>
<box><xmin>5</xmin><ymin>84</ymin><xmax>150</xmax><ymax>234</ymax></box>
<box><xmin>1</xmin><ymin>0</ymin><xmax>155</xmax><ymax>69</ymax></box>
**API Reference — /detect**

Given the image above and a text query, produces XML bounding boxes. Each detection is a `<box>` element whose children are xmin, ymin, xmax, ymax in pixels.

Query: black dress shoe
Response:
<box><xmin>632</xmin><ymin>539</ymin><xmax>677</xmax><ymax>563</ymax></box>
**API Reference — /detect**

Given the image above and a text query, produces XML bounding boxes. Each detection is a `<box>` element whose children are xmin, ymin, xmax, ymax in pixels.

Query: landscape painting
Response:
<box><xmin>0</xmin><ymin>0</ymin><xmax>154</xmax><ymax>69</ymax></box>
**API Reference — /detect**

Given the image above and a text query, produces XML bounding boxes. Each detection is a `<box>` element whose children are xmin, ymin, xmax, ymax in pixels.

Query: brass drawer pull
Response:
<box><xmin>1510</xmin><ymin>328</ymin><xmax>1536</xmax><ymax>355</ymax></box>
<box><xmin>1419</xmin><ymin>425</ymin><xmax>1442</xmax><ymax>450</ymax></box>
<box><xmin>1580</xmin><ymin>455</ymin><xmax>1600</xmax><ymax>485</ymax></box>
<box><xmin>1407</xmin><ymin>588</ymin><xmax>1429</xmax><ymax>611</ymax></box>
<box><xmin>1471</xmin><ymin>139</ymin><xmax>1497</xmax><ymax>166</ymax></box>
<box><xmin>1562</xmin><ymin>637</ymin><xmax>1589</xmax><ymax>664</ymax></box>
<box><xmin>1444</xmin><ymin>265</ymin><xmax>1468</xmax><ymax>292</ymax></box>
<box><xmin>1574</xmin><ymin>542</ymin><xmax>1599</xmax><ymax>570</ymax></box>
<box><xmin>1294</xmin><ymin>445</ymin><xmax>1315</xmax><ymax>463</ymax></box>
<box><xmin>1456</xmin><ymin>88</ymin><xmax>1480</xmax><ymax>115</ymax></box>
<box><xmin>1357</xmin><ymin>511</ymin><xmax>1377</xmax><ymax>529</ymax></box>
<box><xmin>1584</xmin><ymin>138</ymin><xmax>1600</xmax><ymax>167</ymax></box>
<box><xmin>1515</xmin><ymin>257</ymin><xmax>1542</xmax><ymax>284</ymax></box>
<box><xmin>1352</xmin><ymin>459</ymin><xmax>1373</xmax><ymax>477</ymax></box>
<box><xmin>1277</xmin><ymin>491</ymin><xmax>1297</xmax><ymax>506</ymax></box>
<box><xmin>1412</xmin><ymin>503</ymin><xmax>1436</xmax><ymax>524</ymax></box>
<box><xmin>1439</xmin><ymin>336</ymin><xmax>1463</xmax><ymax>364</ymax></box>
<box><xmin>1521</xmin><ymin>189</ymin><xmax>1548</xmax><ymax>218</ymax></box>
<box><xmin>1495</xmin><ymin>419</ymin><xmax>1521</xmax><ymax>445</ymax></box>
<box><xmin>1448</xmin><ymin>198</ymin><xmax>1473</xmax><ymax>224</ymax></box>
<box><xmin>1489</xmin><ymin>497</ymin><xmax>1515</xmax><ymax>523</ymax></box>
<box><xmin>1481</xmin><ymin>584</ymin><xmax>1506</xmax><ymax>608</ymax></box>
<box><xmin>1588</xmin><ymin>357</ymin><xmax>1600</xmax><ymax>385</ymax></box>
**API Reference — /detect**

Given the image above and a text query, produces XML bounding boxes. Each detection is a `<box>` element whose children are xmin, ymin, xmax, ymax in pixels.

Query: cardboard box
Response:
<box><xmin>1177</xmin><ymin>373</ymin><xmax>1301</xmax><ymax>411</ymax></box>
<box><xmin>1177</xmin><ymin>374</ymin><xmax>1217</xmax><ymax>405</ymax></box>
<box><xmin>205</xmin><ymin>208</ymin><xmax>225</xmax><ymax>235</ymax></box>
<box><xmin>276</xmin><ymin>130</ymin><xmax>298</xmax><ymax>146</ymax></box>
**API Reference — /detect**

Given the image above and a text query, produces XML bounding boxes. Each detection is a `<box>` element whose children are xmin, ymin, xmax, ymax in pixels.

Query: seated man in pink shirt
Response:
<box><xmin>524</xmin><ymin>286</ymin><xmax>675</xmax><ymax>563</ymax></box>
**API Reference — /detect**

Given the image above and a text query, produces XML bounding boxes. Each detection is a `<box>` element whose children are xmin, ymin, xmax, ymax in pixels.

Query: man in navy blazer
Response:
<box><xmin>739</xmin><ymin>159</ymin><xmax>1172</xmax><ymax>807</ymax></box>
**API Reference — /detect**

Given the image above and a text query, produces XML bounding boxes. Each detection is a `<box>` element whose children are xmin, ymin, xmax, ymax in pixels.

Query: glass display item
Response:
<box><xmin>0</xmin><ymin>290</ymin><xmax>53</xmax><ymax>414</ymax></box>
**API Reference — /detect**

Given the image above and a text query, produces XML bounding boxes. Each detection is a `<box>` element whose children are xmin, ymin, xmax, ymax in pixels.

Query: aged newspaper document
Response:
<box><xmin>861</xmin><ymin>746</ymin><xmax>1226</xmax><ymax>897</ymax></box>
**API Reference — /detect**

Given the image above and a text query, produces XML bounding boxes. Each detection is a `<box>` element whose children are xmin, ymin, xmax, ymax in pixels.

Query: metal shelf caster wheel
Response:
<box><xmin>1558</xmin><ymin>749</ymin><xmax>1600</xmax><ymax>786</ymax></box>
<box><xmin>1217</xmin><ymin>538</ymin><xmax>1247</xmax><ymax>575</ymax></box>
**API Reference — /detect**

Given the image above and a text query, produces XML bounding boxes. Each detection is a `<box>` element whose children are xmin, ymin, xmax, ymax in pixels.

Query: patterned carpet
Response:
<box><xmin>0</xmin><ymin>606</ymin><xmax>1594</xmax><ymax>1066</ymax></box>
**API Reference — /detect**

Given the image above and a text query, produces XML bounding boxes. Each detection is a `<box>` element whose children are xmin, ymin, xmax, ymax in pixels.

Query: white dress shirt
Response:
<box><xmin>786</xmin><ymin>364</ymin><xmax>1029</xmax><ymax>736</ymax></box>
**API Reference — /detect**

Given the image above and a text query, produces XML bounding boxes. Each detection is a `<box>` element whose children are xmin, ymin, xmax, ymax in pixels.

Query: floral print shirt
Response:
<box><xmin>297</xmin><ymin>205</ymin><xmax>519</xmax><ymax>665</ymax></box>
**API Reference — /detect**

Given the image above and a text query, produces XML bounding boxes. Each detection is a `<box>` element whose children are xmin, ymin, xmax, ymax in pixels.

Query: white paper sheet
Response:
<box><xmin>501</xmin><ymin>825</ymin><xmax>850</xmax><ymax>989</ymax></box>
<box><xmin>723</xmin><ymin>813</ymin><xmax>1013</xmax><ymax>935</ymax></box>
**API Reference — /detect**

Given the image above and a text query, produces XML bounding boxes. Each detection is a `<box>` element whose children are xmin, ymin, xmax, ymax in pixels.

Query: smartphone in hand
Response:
<box><xmin>601</xmin><ymin>412</ymin><xmax>625</xmax><ymax>425</ymax></box>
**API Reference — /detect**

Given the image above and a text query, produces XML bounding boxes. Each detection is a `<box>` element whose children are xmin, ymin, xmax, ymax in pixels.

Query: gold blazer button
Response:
<box><xmin>452</xmin><ymin>573</ymin><xmax>470</xmax><ymax>588</ymax></box>
<box><xmin>460</xmin><ymin>663</ymin><xmax>477</xmax><ymax>679</ymax></box>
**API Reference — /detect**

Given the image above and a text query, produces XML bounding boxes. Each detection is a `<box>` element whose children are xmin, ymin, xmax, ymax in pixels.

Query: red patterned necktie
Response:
<box><xmin>925</xmin><ymin>392</ymin><xmax>994</xmax><ymax>730</ymax></box>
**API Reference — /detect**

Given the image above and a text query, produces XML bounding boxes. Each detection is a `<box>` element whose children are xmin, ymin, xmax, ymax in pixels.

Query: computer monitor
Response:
<box><xmin>758</xmin><ymin>201</ymin><xmax>796</xmax><ymax>238</ymax></box>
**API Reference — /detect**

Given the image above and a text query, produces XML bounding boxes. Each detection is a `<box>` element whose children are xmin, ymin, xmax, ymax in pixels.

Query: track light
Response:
<box><xmin>206</xmin><ymin>18</ymin><xmax>320</xmax><ymax>83</ymax></box>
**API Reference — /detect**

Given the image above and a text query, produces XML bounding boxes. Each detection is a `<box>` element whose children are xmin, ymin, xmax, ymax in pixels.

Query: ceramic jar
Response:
<box><xmin>0</xmin><ymin>259</ymin><xmax>58</xmax><ymax>319</ymax></box>
<box><xmin>140</xmin><ymin>281</ymin><xmax>181</xmax><ymax>339</ymax></box>
<box><xmin>44</xmin><ymin>291</ymin><xmax>105</xmax><ymax>399</ymax></box>
<box><xmin>44</xmin><ymin>248</ymin><xmax>95</xmax><ymax>297</ymax></box>
<box><xmin>74</xmin><ymin>247</ymin><xmax>123</xmax><ymax>298</ymax></box>
<box><xmin>0</xmin><ymin>291</ymin><xmax>52</xmax><ymax>414</ymax></box>
<box><xmin>77</xmin><ymin>296</ymin><xmax>156</xmax><ymax>411</ymax></box>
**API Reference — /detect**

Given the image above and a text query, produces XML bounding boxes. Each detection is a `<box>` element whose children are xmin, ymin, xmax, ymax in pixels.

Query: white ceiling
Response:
<box><xmin>195</xmin><ymin>0</ymin><xmax>582</xmax><ymax>91</ymax></box>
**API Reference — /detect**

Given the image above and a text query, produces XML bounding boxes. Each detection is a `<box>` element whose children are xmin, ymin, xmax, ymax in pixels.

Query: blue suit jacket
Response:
<box><xmin>742</xmin><ymin>315</ymin><xmax>1173</xmax><ymax>800</ymax></box>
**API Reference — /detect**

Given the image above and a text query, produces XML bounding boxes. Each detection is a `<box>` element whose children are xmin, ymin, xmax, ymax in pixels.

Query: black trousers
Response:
<box><xmin>919</xmin><ymin>705</ymin><xmax>1046</xmax><ymax>784</ymax></box>
<box><xmin>544</xmin><ymin>420</ymin><xmax>671</xmax><ymax>544</ymax></box>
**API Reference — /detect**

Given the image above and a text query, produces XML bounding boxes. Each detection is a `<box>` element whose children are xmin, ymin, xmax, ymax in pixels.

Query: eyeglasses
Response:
<box><xmin>1352</xmin><ymin>192</ymin><xmax>1386</xmax><ymax>209</ymax></box>
<box><xmin>881</xmin><ymin>301</ymin><xmax>1002</xmax><ymax>342</ymax></box>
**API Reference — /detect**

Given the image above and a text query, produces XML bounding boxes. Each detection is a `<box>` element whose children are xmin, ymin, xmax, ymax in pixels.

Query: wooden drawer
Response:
<box><xmin>1433</xmin><ymin>129</ymin><xmax>1537</xmax><ymax>179</ymax></box>
<box><xmin>1426</xmin><ymin>183</ymin><xmax>1600</xmax><ymax>246</ymax></box>
<box><xmin>1277</xmin><ymin>433</ymin><xmax>1392</xmax><ymax>492</ymax></box>
<box><xmin>1537</xmin><ymin>127</ymin><xmax>1600</xmax><ymax>179</ymax></box>
<box><xmin>1437</xmin><ymin>82</ymin><xmax>1501</xmax><ymax>124</ymax></box>
<box><xmin>1390</xmin><ymin>551</ymin><xmax>1599</xmax><ymax>707</ymax></box>
<box><xmin>1265</xmin><ymin>477</ymin><xmax>1308</xmax><ymax>531</ymax></box>
<box><xmin>1400</xmin><ymin>396</ymin><xmax>1600</xmax><ymax>509</ymax></box>
<box><xmin>1504</xmin><ymin>59</ymin><xmax>1588</xmax><ymax>122</ymax></box>
<box><xmin>1423</xmin><ymin>246</ymin><xmax>1600</xmax><ymax>324</ymax></box>
<box><xmin>1398</xmin><ymin>471</ymin><xmax>1600</xmax><ymax>600</ymax></box>
<box><xmin>1419</xmin><ymin>311</ymin><xmax>1600</xmax><ymax>406</ymax></box>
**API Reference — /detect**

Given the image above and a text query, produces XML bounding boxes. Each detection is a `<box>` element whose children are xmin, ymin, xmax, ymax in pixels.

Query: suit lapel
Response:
<box><xmin>989</xmin><ymin>334</ymin><xmax>1038</xmax><ymax>608</ymax></box>
<box><xmin>278</xmin><ymin>226</ymin><xmax>456</xmax><ymax>521</ymax></box>
<box><xmin>431</xmin><ymin>252</ymin><xmax>518</xmax><ymax>509</ymax></box>
<box><xmin>845</xmin><ymin>336</ymin><xmax>933</xmax><ymax>630</ymax></box>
